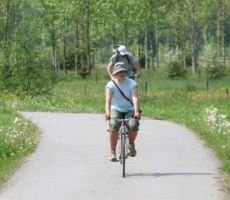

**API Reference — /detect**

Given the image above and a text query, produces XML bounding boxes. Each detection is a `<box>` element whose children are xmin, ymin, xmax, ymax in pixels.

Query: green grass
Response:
<box><xmin>0</xmin><ymin>68</ymin><xmax>229</xmax><ymax>192</ymax></box>
<box><xmin>0</xmin><ymin>156</ymin><xmax>23</xmax><ymax>183</ymax></box>
<box><xmin>0</xmin><ymin>100</ymin><xmax>40</xmax><ymax>184</ymax></box>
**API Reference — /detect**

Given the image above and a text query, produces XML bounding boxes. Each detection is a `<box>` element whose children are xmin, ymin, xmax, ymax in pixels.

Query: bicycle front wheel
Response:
<box><xmin>121</xmin><ymin>134</ymin><xmax>126</xmax><ymax>178</ymax></box>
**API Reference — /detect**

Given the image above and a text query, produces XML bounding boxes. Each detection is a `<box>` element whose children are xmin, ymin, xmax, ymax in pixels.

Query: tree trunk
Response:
<box><xmin>3</xmin><ymin>0</ymin><xmax>11</xmax><ymax>76</ymax></box>
<box><xmin>217</xmin><ymin>0</ymin><xmax>225</xmax><ymax>66</ymax></box>
<box><xmin>80</xmin><ymin>23</ymin><xmax>85</xmax><ymax>69</ymax></box>
<box><xmin>75</xmin><ymin>19</ymin><xmax>79</xmax><ymax>76</ymax></box>
<box><xmin>223</xmin><ymin>14</ymin><xmax>226</xmax><ymax>67</ymax></box>
<box><xmin>144</xmin><ymin>31</ymin><xmax>148</xmax><ymax>70</ymax></box>
<box><xmin>62</xmin><ymin>17</ymin><xmax>67</xmax><ymax>75</ymax></box>
<box><xmin>86</xmin><ymin>0</ymin><xmax>90</xmax><ymax>70</ymax></box>
<box><xmin>167</xmin><ymin>28</ymin><xmax>172</xmax><ymax>62</ymax></box>
<box><xmin>217</xmin><ymin>16</ymin><xmax>221</xmax><ymax>58</ymax></box>
<box><xmin>135</xmin><ymin>36</ymin><xmax>140</xmax><ymax>61</ymax></box>
<box><xmin>13</xmin><ymin>0</ymin><xmax>18</xmax><ymax>66</ymax></box>
<box><xmin>3</xmin><ymin>1</ymin><xmax>10</xmax><ymax>48</ymax></box>
<box><xmin>191</xmin><ymin>4</ymin><xmax>196</xmax><ymax>74</ymax></box>
<box><xmin>63</xmin><ymin>35</ymin><xmax>67</xmax><ymax>75</ymax></box>
<box><xmin>51</xmin><ymin>23</ymin><xmax>57</xmax><ymax>73</ymax></box>
<box><xmin>155</xmin><ymin>25</ymin><xmax>159</xmax><ymax>69</ymax></box>
<box><xmin>150</xmin><ymin>31</ymin><xmax>155</xmax><ymax>70</ymax></box>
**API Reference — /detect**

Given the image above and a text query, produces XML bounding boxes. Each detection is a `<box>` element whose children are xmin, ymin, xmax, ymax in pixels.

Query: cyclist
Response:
<box><xmin>105</xmin><ymin>62</ymin><xmax>141</xmax><ymax>161</ymax></box>
<box><xmin>107</xmin><ymin>45</ymin><xmax>141</xmax><ymax>80</ymax></box>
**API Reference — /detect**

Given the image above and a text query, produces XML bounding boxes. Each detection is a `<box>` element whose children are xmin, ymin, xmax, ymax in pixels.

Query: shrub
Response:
<box><xmin>201</xmin><ymin>44</ymin><xmax>225</xmax><ymax>79</ymax></box>
<box><xmin>185</xmin><ymin>84</ymin><xmax>196</xmax><ymax>92</ymax></box>
<box><xmin>225</xmin><ymin>65</ymin><xmax>230</xmax><ymax>77</ymax></box>
<box><xmin>168</xmin><ymin>61</ymin><xmax>187</xmax><ymax>79</ymax></box>
<box><xmin>204</xmin><ymin>60</ymin><xmax>225</xmax><ymax>79</ymax></box>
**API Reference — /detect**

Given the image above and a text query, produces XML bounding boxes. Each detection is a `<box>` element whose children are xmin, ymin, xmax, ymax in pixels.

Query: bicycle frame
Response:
<box><xmin>109</xmin><ymin>117</ymin><xmax>130</xmax><ymax>177</ymax></box>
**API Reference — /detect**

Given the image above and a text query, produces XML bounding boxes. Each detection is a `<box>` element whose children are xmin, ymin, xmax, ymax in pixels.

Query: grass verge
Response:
<box><xmin>0</xmin><ymin>100</ymin><xmax>40</xmax><ymax>184</ymax></box>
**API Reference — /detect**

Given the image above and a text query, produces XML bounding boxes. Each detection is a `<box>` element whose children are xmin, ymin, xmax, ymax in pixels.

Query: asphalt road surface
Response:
<box><xmin>0</xmin><ymin>112</ymin><xmax>228</xmax><ymax>200</ymax></box>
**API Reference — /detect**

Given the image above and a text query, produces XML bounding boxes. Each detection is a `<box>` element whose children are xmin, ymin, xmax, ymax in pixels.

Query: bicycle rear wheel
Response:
<box><xmin>121</xmin><ymin>134</ymin><xmax>126</xmax><ymax>178</ymax></box>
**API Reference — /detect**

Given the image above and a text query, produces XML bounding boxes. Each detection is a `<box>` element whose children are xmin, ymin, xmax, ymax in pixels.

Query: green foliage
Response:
<box><xmin>168</xmin><ymin>61</ymin><xmax>187</xmax><ymax>79</ymax></box>
<box><xmin>202</xmin><ymin>44</ymin><xmax>225</xmax><ymax>79</ymax></box>
<box><xmin>204</xmin><ymin>61</ymin><xmax>225</xmax><ymax>79</ymax></box>
<box><xmin>225</xmin><ymin>64</ymin><xmax>230</xmax><ymax>77</ymax></box>
<box><xmin>0</xmin><ymin>8</ymin><xmax>53</xmax><ymax>96</ymax></box>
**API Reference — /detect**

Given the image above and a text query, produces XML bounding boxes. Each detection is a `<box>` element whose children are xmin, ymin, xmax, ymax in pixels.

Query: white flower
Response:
<box><xmin>204</xmin><ymin>106</ymin><xmax>230</xmax><ymax>136</ymax></box>
<box><xmin>14</xmin><ymin>117</ymin><xmax>19</xmax><ymax>124</ymax></box>
<box><xmin>207</xmin><ymin>114</ymin><xmax>216</xmax><ymax>123</ymax></box>
<box><xmin>11</xmin><ymin>100</ymin><xmax>17</xmax><ymax>109</ymax></box>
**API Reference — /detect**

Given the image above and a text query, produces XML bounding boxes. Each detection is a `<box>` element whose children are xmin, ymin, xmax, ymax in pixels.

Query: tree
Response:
<box><xmin>13</xmin><ymin>18</ymin><xmax>52</xmax><ymax>95</ymax></box>
<box><xmin>0</xmin><ymin>0</ymin><xmax>19</xmax><ymax>87</ymax></box>
<box><xmin>1</xmin><ymin>0</ymin><xmax>230</xmax><ymax>93</ymax></box>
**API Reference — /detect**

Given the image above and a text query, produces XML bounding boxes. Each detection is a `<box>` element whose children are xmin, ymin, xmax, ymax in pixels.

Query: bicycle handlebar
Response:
<box><xmin>108</xmin><ymin>116</ymin><xmax>137</xmax><ymax>121</ymax></box>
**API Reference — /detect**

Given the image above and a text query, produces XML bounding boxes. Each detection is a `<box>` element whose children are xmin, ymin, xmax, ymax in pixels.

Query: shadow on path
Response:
<box><xmin>126</xmin><ymin>172</ymin><xmax>214</xmax><ymax>177</ymax></box>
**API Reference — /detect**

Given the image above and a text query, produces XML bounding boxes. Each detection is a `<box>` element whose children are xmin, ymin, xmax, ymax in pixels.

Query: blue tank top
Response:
<box><xmin>105</xmin><ymin>78</ymin><xmax>137</xmax><ymax>112</ymax></box>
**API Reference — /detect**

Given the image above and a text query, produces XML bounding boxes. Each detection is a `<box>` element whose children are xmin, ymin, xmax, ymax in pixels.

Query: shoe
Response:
<box><xmin>128</xmin><ymin>143</ymin><xmax>137</xmax><ymax>157</ymax></box>
<box><xmin>109</xmin><ymin>150</ymin><xmax>117</xmax><ymax>161</ymax></box>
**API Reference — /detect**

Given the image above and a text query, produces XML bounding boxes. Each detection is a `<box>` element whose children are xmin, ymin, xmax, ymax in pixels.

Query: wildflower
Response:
<box><xmin>203</xmin><ymin>106</ymin><xmax>230</xmax><ymax>136</ymax></box>
<box><xmin>14</xmin><ymin>117</ymin><xmax>19</xmax><ymax>124</ymax></box>
<box><xmin>11</xmin><ymin>100</ymin><xmax>17</xmax><ymax>109</ymax></box>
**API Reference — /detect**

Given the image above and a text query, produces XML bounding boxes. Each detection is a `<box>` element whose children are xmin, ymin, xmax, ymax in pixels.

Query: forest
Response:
<box><xmin>0</xmin><ymin>0</ymin><xmax>230</xmax><ymax>95</ymax></box>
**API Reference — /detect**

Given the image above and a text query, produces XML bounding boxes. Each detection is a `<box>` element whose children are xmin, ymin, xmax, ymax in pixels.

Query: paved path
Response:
<box><xmin>0</xmin><ymin>112</ymin><xmax>228</xmax><ymax>200</ymax></box>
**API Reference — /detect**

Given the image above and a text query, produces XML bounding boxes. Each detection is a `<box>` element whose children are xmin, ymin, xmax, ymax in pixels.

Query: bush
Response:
<box><xmin>201</xmin><ymin>44</ymin><xmax>225</xmax><ymax>79</ymax></box>
<box><xmin>185</xmin><ymin>84</ymin><xmax>196</xmax><ymax>92</ymax></box>
<box><xmin>225</xmin><ymin>65</ymin><xmax>230</xmax><ymax>77</ymax></box>
<box><xmin>204</xmin><ymin>60</ymin><xmax>225</xmax><ymax>79</ymax></box>
<box><xmin>168</xmin><ymin>61</ymin><xmax>187</xmax><ymax>79</ymax></box>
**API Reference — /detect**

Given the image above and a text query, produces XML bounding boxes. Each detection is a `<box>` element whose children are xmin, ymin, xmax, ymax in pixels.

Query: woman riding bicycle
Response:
<box><xmin>105</xmin><ymin>62</ymin><xmax>141</xmax><ymax>161</ymax></box>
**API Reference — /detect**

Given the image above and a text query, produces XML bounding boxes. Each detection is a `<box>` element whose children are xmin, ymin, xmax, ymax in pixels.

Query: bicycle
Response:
<box><xmin>109</xmin><ymin>117</ymin><xmax>130</xmax><ymax>178</ymax></box>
